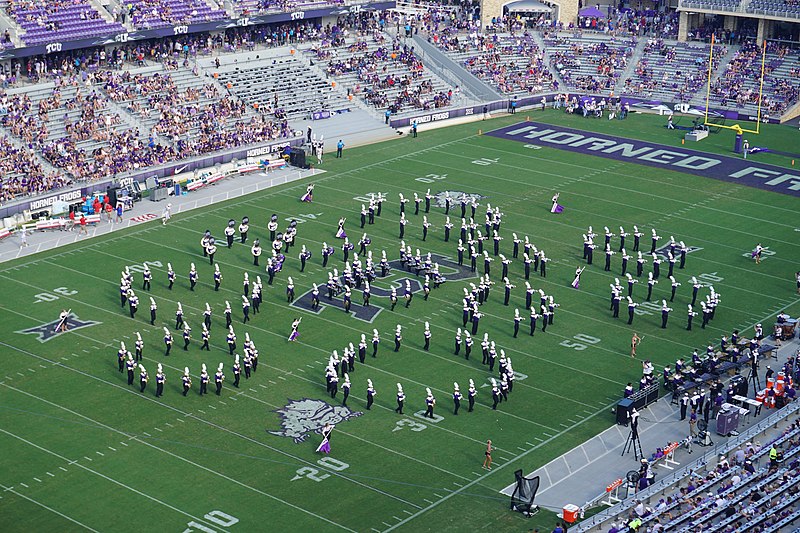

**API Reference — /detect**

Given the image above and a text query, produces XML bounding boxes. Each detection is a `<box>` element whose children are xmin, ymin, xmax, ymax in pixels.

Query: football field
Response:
<box><xmin>1</xmin><ymin>111</ymin><xmax>798</xmax><ymax>532</ymax></box>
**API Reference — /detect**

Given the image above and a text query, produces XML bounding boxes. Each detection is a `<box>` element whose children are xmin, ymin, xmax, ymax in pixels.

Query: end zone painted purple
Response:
<box><xmin>486</xmin><ymin>122</ymin><xmax>800</xmax><ymax>198</ymax></box>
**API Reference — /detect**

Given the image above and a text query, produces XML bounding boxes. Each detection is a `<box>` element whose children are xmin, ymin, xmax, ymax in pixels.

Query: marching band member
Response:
<box><xmin>139</xmin><ymin>364</ymin><xmax>148</xmax><ymax>393</ymax></box>
<box><xmin>182</xmin><ymin>367</ymin><xmax>192</xmax><ymax>396</ymax></box>
<box><xmin>215</xmin><ymin>363</ymin><xmax>225</xmax><ymax>396</ymax></box>
<box><xmin>424</xmin><ymin>388</ymin><xmax>436</xmax><ymax>418</ymax></box>
<box><xmin>155</xmin><ymin>364</ymin><xmax>165</xmax><ymax>397</ymax></box>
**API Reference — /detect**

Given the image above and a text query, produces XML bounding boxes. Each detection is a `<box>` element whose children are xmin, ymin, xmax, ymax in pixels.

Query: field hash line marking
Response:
<box><xmin>108</xmin><ymin>447</ymin><xmax>116</xmax><ymax>452</ymax></box>
<box><xmin>58</xmin><ymin>467</ymin><xmax>67</xmax><ymax>472</ymax></box>
<box><xmin>1</xmin><ymin>484</ymin><xmax>100</xmax><ymax>532</ymax></box>
<box><xmin>19</xmin><ymin>483</ymin><xmax>28</xmax><ymax>488</ymax></box>
<box><xmin>3</xmin><ymin>369</ymin><xmax>360</xmax><ymax>532</ymax></box>
<box><xmin>33</xmin><ymin>478</ymin><xmax>41</xmax><ymax>483</ymax></box>
<box><xmin>83</xmin><ymin>457</ymin><xmax>92</xmax><ymax>462</ymax></box>
<box><xmin>0</xmin><ymin>429</ymin><xmax>226</xmax><ymax>532</ymax></box>
<box><xmin>46</xmin><ymin>472</ymin><xmax>55</xmax><ymax>477</ymax></box>
<box><xmin>95</xmin><ymin>451</ymin><xmax>104</xmax><ymax>456</ymax></box>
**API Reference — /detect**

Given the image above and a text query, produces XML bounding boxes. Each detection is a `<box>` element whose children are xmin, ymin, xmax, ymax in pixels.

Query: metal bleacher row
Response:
<box><xmin>314</xmin><ymin>34</ymin><xmax>455</xmax><ymax>116</ymax></box>
<box><xmin>622</xmin><ymin>40</ymin><xmax>724</xmax><ymax>102</ymax></box>
<box><xmin>438</xmin><ymin>33</ymin><xmax>556</xmax><ymax>96</ymax></box>
<box><xmin>543</xmin><ymin>33</ymin><xmax>636</xmax><ymax>93</ymax></box>
<box><xmin>214</xmin><ymin>55</ymin><xmax>350</xmax><ymax>120</ymax></box>
<box><xmin>709</xmin><ymin>45</ymin><xmax>800</xmax><ymax>117</ymax></box>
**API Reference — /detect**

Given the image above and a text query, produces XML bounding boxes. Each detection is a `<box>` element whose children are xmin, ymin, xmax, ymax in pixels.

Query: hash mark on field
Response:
<box><xmin>452</xmin><ymin>482</ymin><xmax>461</xmax><ymax>486</ymax></box>
<box><xmin>33</xmin><ymin>478</ymin><xmax>41</xmax><ymax>483</ymax></box>
<box><xmin>559</xmin><ymin>423</ymin><xmax>571</xmax><ymax>428</ymax></box>
<box><xmin>306</xmin><ymin>364</ymin><xmax>315</xmax><ymax>368</ymax></box>
<box><xmin>393</xmin><ymin>516</ymin><xmax>402</xmax><ymax>521</ymax></box>
<box><xmin>402</xmin><ymin>510</ymin><xmax>413</xmax><ymax>515</ymax></box>
<box><xmin>28</xmin><ymin>368</ymin><xmax>35</xmax><ymax>373</ymax></box>
<box><xmin>39</xmin><ymin>365</ymin><xmax>46</xmax><ymax>368</ymax></box>
<box><xmin>433</xmin><ymin>493</ymin><xmax>443</xmax><ymax>499</ymax></box>
<box><xmin>278</xmin><ymin>376</ymin><xmax>287</xmax><ymax>380</ymax></box>
<box><xmin>164</xmin><ymin>423</ymin><xmax>173</xmax><ymax>428</ymax></box>
<box><xmin>119</xmin><ymin>441</ymin><xmax>128</xmax><ymax>446</ymax></box>
<box><xmin>473</xmin><ymin>472</ymin><xmax>482</xmax><ymax>477</ymax></box>
<box><xmin>176</xmin><ymin>418</ymin><xmax>185</xmax><ymax>423</ymax></box>
<box><xmin>95</xmin><ymin>451</ymin><xmax>104</xmax><ymax>456</ymax></box>
<box><xmin>46</xmin><ymin>472</ymin><xmax>54</xmax><ymax>477</ymax></box>
<box><xmin>108</xmin><ymin>447</ymin><xmax>116</xmax><ymax>451</ymax></box>
<box><xmin>218</xmin><ymin>402</ymin><xmax>226</xmax><ymax>406</ymax></box>
<box><xmin>142</xmin><ymin>432</ymin><xmax>151</xmax><ymax>437</ymax></box>
<box><xmin>371</xmin><ymin>529</ymin><xmax>382</xmax><ymax>533</ymax></box>
<box><xmin>154</xmin><ymin>427</ymin><xmax>164</xmax><ymax>432</ymax></box>
<box><xmin>382</xmin><ymin>523</ymin><xmax>393</xmax><ymax>528</ymax></box>
<box><xmin>58</xmin><ymin>467</ymin><xmax>67</xmax><ymax>472</ymax></box>
<box><xmin>296</xmin><ymin>368</ymin><xmax>306</xmax><ymax>372</ymax></box>
<box><xmin>197</xmin><ymin>410</ymin><xmax>206</xmax><ymax>414</ymax></box>
<box><xmin>423</xmin><ymin>499</ymin><xmax>433</xmax><ymax>504</ymax></box>
<box><xmin>517</xmin><ymin>446</ymin><xmax>527</xmax><ymax>451</ymax></box>
<box><xmin>498</xmin><ymin>457</ymin><xmax>512</xmax><ymax>462</ymax></box>
<box><xmin>19</xmin><ymin>483</ymin><xmax>28</xmax><ymax>488</ymax></box>
<box><xmin>83</xmin><ymin>456</ymin><xmax>92</xmax><ymax>462</ymax></box>
<box><xmin>269</xmin><ymin>380</ymin><xmax>276</xmax><ymax>384</ymax></box>
<box><xmin>525</xmin><ymin>442</ymin><xmax>536</xmax><ymax>447</ymax></box>
<box><xmin>259</xmin><ymin>384</ymin><xmax>268</xmax><ymax>389</ymax></box>
<box><xmin>208</xmin><ymin>406</ymin><xmax>217</xmax><ymax>410</ymax></box>
<box><xmin>16</xmin><ymin>372</ymin><xmax>25</xmax><ymax>377</ymax></box>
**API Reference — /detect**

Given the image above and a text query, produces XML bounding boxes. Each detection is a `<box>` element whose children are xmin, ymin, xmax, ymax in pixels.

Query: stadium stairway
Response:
<box><xmin>529</xmin><ymin>30</ymin><xmax>569</xmax><ymax>93</ymax></box>
<box><xmin>615</xmin><ymin>39</ymin><xmax>647</xmax><ymax>96</ymax></box>
<box><xmin>409</xmin><ymin>32</ymin><xmax>503</xmax><ymax>103</ymax></box>
<box><xmin>87</xmin><ymin>0</ymin><xmax>119</xmax><ymax>24</ymax></box>
<box><xmin>688</xmin><ymin>43</ymin><xmax>740</xmax><ymax>107</ymax></box>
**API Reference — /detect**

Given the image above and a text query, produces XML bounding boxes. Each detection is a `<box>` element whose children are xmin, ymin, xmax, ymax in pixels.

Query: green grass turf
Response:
<box><xmin>0</xmin><ymin>110</ymin><xmax>798</xmax><ymax>533</ymax></box>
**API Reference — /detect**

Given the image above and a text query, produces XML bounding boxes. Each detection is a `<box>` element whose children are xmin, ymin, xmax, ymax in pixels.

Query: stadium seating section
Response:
<box><xmin>215</xmin><ymin>55</ymin><xmax>349</xmax><ymax>120</ymax></box>
<box><xmin>622</xmin><ymin>40</ymin><xmax>725</xmax><ymax>102</ymax></box>
<box><xmin>708</xmin><ymin>41</ymin><xmax>800</xmax><ymax>117</ymax></box>
<box><xmin>314</xmin><ymin>33</ymin><xmax>455</xmax><ymax>115</ymax></box>
<box><xmin>5</xmin><ymin>0</ymin><xmax>126</xmax><ymax>46</ymax></box>
<box><xmin>0</xmin><ymin>8</ymin><xmax>799</xmax><ymax>205</ymax></box>
<box><xmin>435</xmin><ymin>31</ymin><xmax>557</xmax><ymax>95</ymax></box>
<box><xmin>126</xmin><ymin>0</ymin><xmax>226</xmax><ymax>30</ymax></box>
<box><xmin>579</xmin><ymin>408</ymin><xmax>800</xmax><ymax>532</ymax></box>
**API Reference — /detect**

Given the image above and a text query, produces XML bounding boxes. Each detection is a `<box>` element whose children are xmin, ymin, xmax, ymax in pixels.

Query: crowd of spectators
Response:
<box><xmin>571</xmin><ymin>9</ymin><xmax>680</xmax><ymax>39</ymax></box>
<box><xmin>545</xmin><ymin>35</ymin><xmax>634</xmax><ymax>92</ymax></box>
<box><xmin>608</xmin><ymin>417</ymin><xmax>800</xmax><ymax>532</ymax></box>
<box><xmin>319</xmin><ymin>32</ymin><xmax>453</xmax><ymax>112</ymax></box>
<box><xmin>0</xmin><ymin>135</ymin><xmax>69</xmax><ymax>203</ymax></box>
<box><xmin>623</xmin><ymin>40</ymin><xmax>725</xmax><ymax>102</ymax></box>
<box><xmin>709</xmin><ymin>40</ymin><xmax>800</xmax><ymax>115</ymax></box>
<box><xmin>435</xmin><ymin>31</ymin><xmax>557</xmax><ymax>95</ymax></box>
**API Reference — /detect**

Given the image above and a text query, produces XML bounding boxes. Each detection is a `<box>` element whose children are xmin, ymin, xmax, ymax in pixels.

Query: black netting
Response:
<box><xmin>510</xmin><ymin>469</ymin><xmax>540</xmax><ymax>514</ymax></box>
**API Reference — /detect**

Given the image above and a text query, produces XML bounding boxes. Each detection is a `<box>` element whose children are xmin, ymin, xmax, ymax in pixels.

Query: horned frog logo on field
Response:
<box><xmin>434</xmin><ymin>191</ymin><xmax>486</xmax><ymax>208</ymax></box>
<box><xmin>268</xmin><ymin>398</ymin><xmax>362</xmax><ymax>443</ymax></box>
